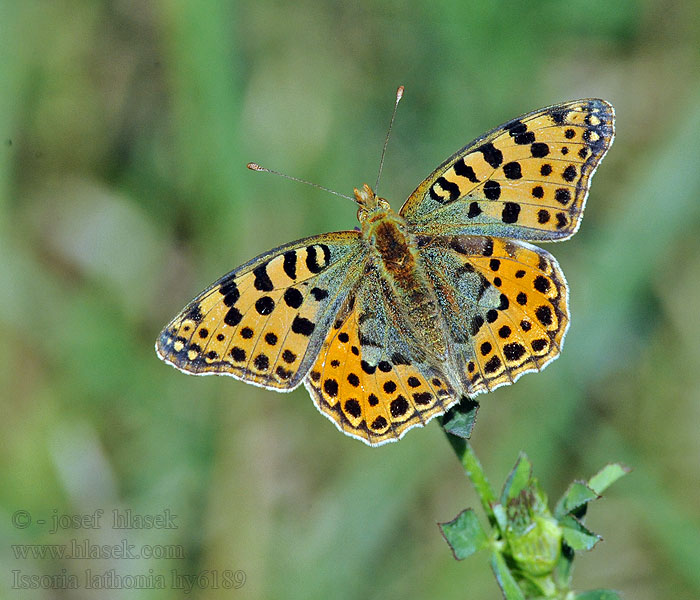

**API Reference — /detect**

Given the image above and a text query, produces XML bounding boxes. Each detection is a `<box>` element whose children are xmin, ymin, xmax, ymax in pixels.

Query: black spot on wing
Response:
<box><xmin>531</xmin><ymin>142</ymin><xmax>549</xmax><ymax>158</ymax></box>
<box><xmin>185</xmin><ymin>304</ymin><xmax>203</xmax><ymax>323</ymax></box>
<box><xmin>563</xmin><ymin>165</ymin><xmax>577</xmax><ymax>182</ymax></box>
<box><xmin>345</xmin><ymin>399</ymin><xmax>361</xmax><ymax>418</ymax></box>
<box><xmin>503</xmin><ymin>162</ymin><xmax>522</xmax><ymax>179</ymax></box>
<box><xmin>533</xmin><ymin>276</ymin><xmax>550</xmax><ymax>293</ymax></box>
<box><xmin>477</xmin><ymin>143</ymin><xmax>503</xmax><ymax>168</ymax></box>
<box><xmin>390</xmin><ymin>396</ymin><xmax>409</xmax><ymax>417</ymax></box>
<box><xmin>323</xmin><ymin>378</ymin><xmax>339</xmax><ymax>397</ymax></box>
<box><xmin>503</xmin><ymin>342</ymin><xmax>526</xmax><ymax>361</ymax></box>
<box><xmin>224</xmin><ymin>307</ymin><xmax>243</xmax><ymax>326</ymax></box>
<box><xmin>306</xmin><ymin>244</ymin><xmax>331</xmax><ymax>274</ymax></box>
<box><xmin>535</xmin><ymin>305</ymin><xmax>553</xmax><ymax>326</ymax></box>
<box><xmin>484</xmin><ymin>355</ymin><xmax>502</xmax><ymax>373</ymax></box>
<box><xmin>504</xmin><ymin>119</ymin><xmax>535</xmax><ymax>144</ymax></box>
<box><xmin>550</xmin><ymin>108</ymin><xmax>568</xmax><ymax>125</ymax></box>
<box><xmin>501</xmin><ymin>202</ymin><xmax>521</xmax><ymax>224</ymax></box>
<box><xmin>291</xmin><ymin>316</ymin><xmax>315</xmax><ymax>336</ymax></box>
<box><xmin>532</xmin><ymin>338</ymin><xmax>547</xmax><ymax>352</ymax></box>
<box><xmin>283</xmin><ymin>288</ymin><xmax>304</xmax><ymax>309</ymax></box>
<box><xmin>283</xmin><ymin>251</ymin><xmax>297</xmax><ymax>280</ymax></box>
<box><xmin>254</xmin><ymin>353</ymin><xmax>269</xmax><ymax>371</ymax></box>
<box><xmin>360</xmin><ymin>360</ymin><xmax>376</xmax><ymax>374</ymax></box>
<box><xmin>413</xmin><ymin>392</ymin><xmax>432</xmax><ymax>405</ymax></box>
<box><xmin>484</xmin><ymin>180</ymin><xmax>501</xmax><ymax>200</ymax></box>
<box><xmin>433</xmin><ymin>177</ymin><xmax>460</xmax><ymax>202</ymax></box>
<box><xmin>470</xmin><ymin>315</ymin><xmax>484</xmax><ymax>336</ymax></box>
<box><xmin>371</xmin><ymin>416</ymin><xmax>388</xmax><ymax>431</ymax></box>
<box><xmin>453</xmin><ymin>158</ymin><xmax>480</xmax><ymax>182</ymax></box>
<box><xmin>253</xmin><ymin>263</ymin><xmax>274</xmax><ymax>292</ymax></box>
<box><xmin>310</xmin><ymin>287</ymin><xmax>329</xmax><ymax>301</ymax></box>
<box><xmin>255</xmin><ymin>296</ymin><xmax>275</xmax><ymax>315</ymax></box>
<box><xmin>230</xmin><ymin>346</ymin><xmax>246</xmax><ymax>362</ymax></box>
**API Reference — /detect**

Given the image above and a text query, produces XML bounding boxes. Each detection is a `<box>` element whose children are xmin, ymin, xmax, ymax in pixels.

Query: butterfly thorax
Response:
<box><xmin>357</xmin><ymin>186</ymin><xmax>448</xmax><ymax>359</ymax></box>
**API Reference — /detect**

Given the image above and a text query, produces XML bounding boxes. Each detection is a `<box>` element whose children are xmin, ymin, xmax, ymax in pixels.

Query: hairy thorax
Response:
<box><xmin>361</xmin><ymin>204</ymin><xmax>447</xmax><ymax>357</ymax></box>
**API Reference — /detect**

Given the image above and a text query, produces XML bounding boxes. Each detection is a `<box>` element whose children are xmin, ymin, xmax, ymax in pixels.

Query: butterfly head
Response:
<box><xmin>354</xmin><ymin>183</ymin><xmax>390</xmax><ymax>220</ymax></box>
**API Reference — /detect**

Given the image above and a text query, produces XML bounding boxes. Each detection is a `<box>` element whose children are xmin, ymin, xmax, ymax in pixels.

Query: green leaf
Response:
<box><xmin>554</xmin><ymin>481</ymin><xmax>599</xmax><ymax>519</ymax></box>
<box><xmin>438</xmin><ymin>509</ymin><xmax>488</xmax><ymax>560</ymax></box>
<box><xmin>493</xmin><ymin>502</ymin><xmax>509</xmax><ymax>532</ymax></box>
<box><xmin>441</xmin><ymin>396</ymin><xmax>479</xmax><ymax>439</ymax></box>
<box><xmin>560</xmin><ymin>515</ymin><xmax>602</xmax><ymax>551</ymax></box>
<box><xmin>490</xmin><ymin>550</ymin><xmax>526</xmax><ymax>600</ymax></box>
<box><xmin>575</xmin><ymin>589</ymin><xmax>622</xmax><ymax>599</ymax></box>
<box><xmin>588</xmin><ymin>463</ymin><xmax>630</xmax><ymax>495</ymax></box>
<box><xmin>501</xmin><ymin>452</ymin><xmax>533</xmax><ymax>504</ymax></box>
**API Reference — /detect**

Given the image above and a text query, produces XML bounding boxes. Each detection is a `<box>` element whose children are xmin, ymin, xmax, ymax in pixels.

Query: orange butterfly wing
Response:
<box><xmin>402</xmin><ymin>99</ymin><xmax>614</xmax><ymax>241</ymax></box>
<box><xmin>157</xmin><ymin>233</ymin><xmax>362</xmax><ymax>390</ymax></box>
<box><xmin>304</xmin><ymin>268</ymin><xmax>468</xmax><ymax>446</ymax></box>
<box><xmin>418</xmin><ymin>235</ymin><xmax>569</xmax><ymax>394</ymax></box>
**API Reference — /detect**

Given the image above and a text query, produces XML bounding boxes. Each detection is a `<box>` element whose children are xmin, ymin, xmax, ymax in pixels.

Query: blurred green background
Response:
<box><xmin>2</xmin><ymin>1</ymin><xmax>700</xmax><ymax>598</ymax></box>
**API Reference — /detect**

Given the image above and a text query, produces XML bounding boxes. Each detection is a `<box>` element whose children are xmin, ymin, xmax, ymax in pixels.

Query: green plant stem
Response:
<box><xmin>444</xmin><ymin>432</ymin><xmax>498</xmax><ymax>527</ymax></box>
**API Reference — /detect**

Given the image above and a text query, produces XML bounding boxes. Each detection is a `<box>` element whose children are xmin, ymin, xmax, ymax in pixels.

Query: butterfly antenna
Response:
<box><xmin>247</xmin><ymin>163</ymin><xmax>356</xmax><ymax>203</ymax></box>
<box><xmin>374</xmin><ymin>85</ymin><xmax>404</xmax><ymax>196</ymax></box>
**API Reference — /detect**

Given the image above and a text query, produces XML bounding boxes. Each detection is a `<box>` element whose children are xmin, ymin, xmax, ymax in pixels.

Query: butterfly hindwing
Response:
<box><xmin>157</xmin><ymin>232</ymin><xmax>363</xmax><ymax>389</ymax></box>
<box><xmin>401</xmin><ymin>99</ymin><xmax>614</xmax><ymax>241</ymax></box>
<box><xmin>304</xmin><ymin>267</ymin><xmax>463</xmax><ymax>446</ymax></box>
<box><xmin>419</xmin><ymin>234</ymin><xmax>569</xmax><ymax>394</ymax></box>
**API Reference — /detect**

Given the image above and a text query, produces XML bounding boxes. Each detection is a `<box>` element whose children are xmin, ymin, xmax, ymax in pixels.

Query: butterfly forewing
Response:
<box><xmin>157</xmin><ymin>232</ymin><xmax>363</xmax><ymax>389</ymax></box>
<box><xmin>401</xmin><ymin>99</ymin><xmax>614</xmax><ymax>241</ymax></box>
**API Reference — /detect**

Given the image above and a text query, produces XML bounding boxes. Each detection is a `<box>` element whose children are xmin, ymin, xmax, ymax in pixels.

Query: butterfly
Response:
<box><xmin>156</xmin><ymin>97</ymin><xmax>614</xmax><ymax>446</ymax></box>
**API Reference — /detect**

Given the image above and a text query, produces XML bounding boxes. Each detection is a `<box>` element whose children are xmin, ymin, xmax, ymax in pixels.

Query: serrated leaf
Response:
<box><xmin>501</xmin><ymin>452</ymin><xmax>533</xmax><ymax>504</ymax></box>
<box><xmin>490</xmin><ymin>550</ymin><xmax>526</xmax><ymax>600</ymax></box>
<box><xmin>588</xmin><ymin>463</ymin><xmax>630</xmax><ymax>495</ymax></box>
<box><xmin>555</xmin><ymin>481</ymin><xmax>599</xmax><ymax>519</ymax></box>
<box><xmin>560</xmin><ymin>515</ymin><xmax>601</xmax><ymax>551</ymax></box>
<box><xmin>441</xmin><ymin>396</ymin><xmax>479</xmax><ymax>439</ymax></box>
<box><xmin>575</xmin><ymin>589</ymin><xmax>622</xmax><ymax>599</ymax></box>
<box><xmin>439</xmin><ymin>509</ymin><xmax>488</xmax><ymax>560</ymax></box>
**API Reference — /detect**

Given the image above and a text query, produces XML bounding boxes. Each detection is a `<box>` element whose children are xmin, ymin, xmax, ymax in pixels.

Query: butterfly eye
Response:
<box><xmin>376</xmin><ymin>197</ymin><xmax>391</xmax><ymax>211</ymax></box>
